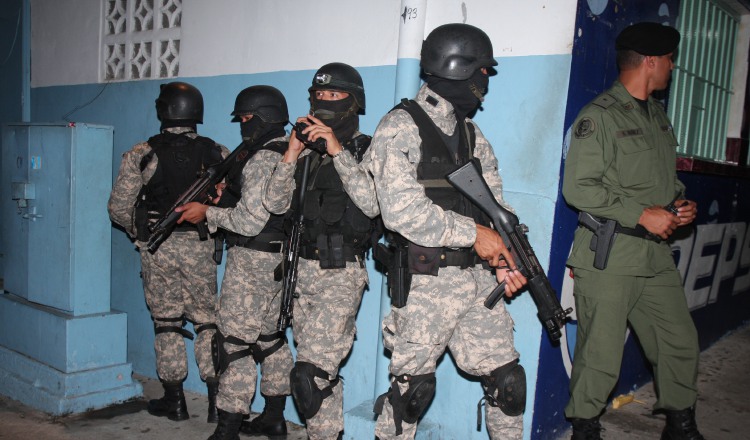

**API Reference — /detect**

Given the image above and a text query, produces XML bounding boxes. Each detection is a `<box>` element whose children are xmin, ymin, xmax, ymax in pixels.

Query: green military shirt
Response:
<box><xmin>563</xmin><ymin>81</ymin><xmax>685</xmax><ymax>276</ymax></box>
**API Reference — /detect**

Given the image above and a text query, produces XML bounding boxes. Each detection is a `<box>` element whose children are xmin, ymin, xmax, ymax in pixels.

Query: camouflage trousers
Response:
<box><xmin>290</xmin><ymin>257</ymin><xmax>368</xmax><ymax>440</ymax></box>
<box><xmin>374</xmin><ymin>264</ymin><xmax>522</xmax><ymax>440</ymax></box>
<box><xmin>215</xmin><ymin>247</ymin><xmax>293</xmax><ymax>414</ymax></box>
<box><xmin>140</xmin><ymin>231</ymin><xmax>218</xmax><ymax>383</ymax></box>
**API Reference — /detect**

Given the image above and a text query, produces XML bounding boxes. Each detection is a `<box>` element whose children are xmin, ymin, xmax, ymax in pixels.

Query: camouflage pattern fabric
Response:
<box><xmin>108</xmin><ymin>127</ymin><xmax>228</xmax><ymax>383</ymax></box>
<box><xmin>140</xmin><ymin>231</ymin><xmax>218</xmax><ymax>381</ymax></box>
<box><xmin>215</xmin><ymin>247</ymin><xmax>293</xmax><ymax>413</ymax></box>
<box><xmin>293</xmin><ymin>257</ymin><xmax>368</xmax><ymax>439</ymax></box>
<box><xmin>206</xmin><ymin>138</ymin><xmax>294</xmax><ymax>414</ymax></box>
<box><xmin>366</xmin><ymin>85</ymin><xmax>522</xmax><ymax>439</ymax></box>
<box><xmin>263</xmin><ymin>135</ymin><xmax>377</xmax><ymax>439</ymax></box>
<box><xmin>206</xmin><ymin>136</ymin><xmax>289</xmax><ymax>236</ymax></box>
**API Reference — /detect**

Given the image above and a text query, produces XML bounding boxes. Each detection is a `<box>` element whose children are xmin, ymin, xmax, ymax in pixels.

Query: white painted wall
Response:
<box><xmin>30</xmin><ymin>0</ymin><xmax>577</xmax><ymax>87</ymax></box>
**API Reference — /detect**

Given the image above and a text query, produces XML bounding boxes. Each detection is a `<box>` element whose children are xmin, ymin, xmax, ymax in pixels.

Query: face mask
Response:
<box><xmin>311</xmin><ymin>95</ymin><xmax>359</xmax><ymax>140</ymax></box>
<box><xmin>239</xmin><ymin>117</ymin><xmax>266</xmax><ymax>142</ymax></box>
<box><xmin>425</xmin><ymin>69</ymin><xmax>490</xmax><ymax>118</ymax></box>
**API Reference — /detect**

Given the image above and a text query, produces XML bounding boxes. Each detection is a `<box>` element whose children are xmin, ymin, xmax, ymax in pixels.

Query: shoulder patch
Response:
<box><xmin>592</xmin><ymin>94</ymin><xmax>617</xmax><ymax>109</ymax></box>
<box><xmin>574</xmin><ymin>117</ymin><xmax>596</xmax><ymax>139</ymax></box>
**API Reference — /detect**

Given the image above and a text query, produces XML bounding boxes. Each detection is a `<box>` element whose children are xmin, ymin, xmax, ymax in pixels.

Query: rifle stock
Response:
<box><xmin>446</xmin><ymin>159</ymin><xmax>572</xmax><ymax>342</ymax></box>
<box><xmin>277</xmin><ymin>154</ymin><xmax>312</xmax><ymax>332</ymax></box>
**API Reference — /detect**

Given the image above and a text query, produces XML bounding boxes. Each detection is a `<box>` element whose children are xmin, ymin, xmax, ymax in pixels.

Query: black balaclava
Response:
<box><xmin>425</xmin><ymin>69</ymin><xmax>489</xmax><ymax>119</ymax></box>
<box><xmin>310</xmin><ymin>95</ymin><xmax>359</xmax><ymax>141</ymax></box>
<box><xmin>239</xmin><ymin>117</ymin><xmax>286</xmax><ymax>147</ymax></box>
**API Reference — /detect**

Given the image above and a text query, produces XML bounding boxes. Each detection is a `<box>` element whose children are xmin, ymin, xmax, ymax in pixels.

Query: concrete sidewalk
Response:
<box><xmin>0</xmin><ymin>322</ymin><xmax>747</xmax><ymax>440</ymax></box>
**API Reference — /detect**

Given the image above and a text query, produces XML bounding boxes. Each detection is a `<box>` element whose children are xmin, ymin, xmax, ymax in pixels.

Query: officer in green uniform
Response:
<box><xmin>562</xmin><ymin>22</ymin><xmax>703</xmax><ymax>440</ymax></box>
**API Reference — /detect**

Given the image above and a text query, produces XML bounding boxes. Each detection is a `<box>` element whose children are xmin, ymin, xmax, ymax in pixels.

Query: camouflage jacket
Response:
<box><xmin>365</xmin><ymin>84</ymin><xmax>509</xmax><ymax>248</ymax></box>
<box><xmin>206</xmin><ymin>135</ymin><xmax>288</xmax><ymax>237</ymax></box>
<box><xmin>262</xmin><ymin>131</ymin><xmax>380</xmax><ymax>218</ymax></box>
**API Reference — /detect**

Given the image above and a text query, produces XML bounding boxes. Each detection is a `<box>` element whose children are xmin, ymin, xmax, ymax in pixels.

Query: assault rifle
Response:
<box><xmin>276</xmin><ymin>154</ymin><xmax>312</xmax><ymax>332</ymax></box>
<box><xmin>446</xmin><ymin>159</ymin><xmax>572</xmax><ymax>342</ymax></box>
<box><xmin>146</xmin><ymin>143</ymin><xmax>249</xmax><ymax>254</ymax></box>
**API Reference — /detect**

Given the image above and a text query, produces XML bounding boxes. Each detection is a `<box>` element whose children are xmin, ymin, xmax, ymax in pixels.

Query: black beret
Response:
<box><xmin>615</xmin><ymin>22</ymin><xmax>681</xmax><ymax>55</ymax></box>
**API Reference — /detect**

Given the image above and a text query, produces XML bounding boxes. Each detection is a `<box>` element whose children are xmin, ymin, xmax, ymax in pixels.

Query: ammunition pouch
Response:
<box><xmin>298</xmin><ymin>233</ymin><xmax>364</xmax><ymax>269</ymax></box>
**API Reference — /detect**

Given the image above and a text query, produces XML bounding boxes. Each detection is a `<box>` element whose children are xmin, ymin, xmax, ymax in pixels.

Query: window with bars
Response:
<box><xmin>101</xmin><ymin>0</ymin><xmax>182</xmax><ymax>81</ymax></box>
<box><xmin>668</xmin><ymin>0</ymin><xmax>739</xmax><ymax>163</ymax></box>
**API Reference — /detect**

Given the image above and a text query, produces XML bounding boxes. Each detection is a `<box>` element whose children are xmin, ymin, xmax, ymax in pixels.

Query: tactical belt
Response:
<box><xmin>438</xmin><ymin>248</ymin><xmax>483</xmax><ymax>268</ymax></box>
<box><xmin>578</xmin><ymin>212</ymin><xmax>658</xmax><ymax>242</ymax></box>
<box><xmin>299</xmin><ymin>244</ymin><xmax>362</xmax><ymax>262</ymax></box>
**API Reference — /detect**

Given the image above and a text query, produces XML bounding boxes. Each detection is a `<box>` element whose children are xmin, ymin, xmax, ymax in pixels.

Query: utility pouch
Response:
<box><xmin>317</xmin><ymin>233</ymin><xmax>346</xmax><ymax>269</ymax></box>
<box><xmin>408</xmin><ymin>243</ymin><xmax>442</xmax><ymax>276</ymax></box>
<box><xmin>134</xmin><ymin>189</ymin><xmax>150</xmax><ymax>242</ymax></box>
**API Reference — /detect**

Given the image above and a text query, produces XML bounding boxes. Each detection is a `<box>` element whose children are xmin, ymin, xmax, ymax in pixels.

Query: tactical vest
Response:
<box><xmin>293</xmin><ymin>134</ymin><xmax>375</xmax><ymax>257</ymax></box>
<box><xmin>135</xmin><ymin>132</ymin><xmax>222</xmax><ymax>238</ymax></box>
<box><xmin>217</xmin><ymin>140</ymin><xmax>288</xmax><ymax>247</ymax></box>
<box><xmin>395</xmin><ymin>99</ymin><xmax>491</xmax><ymax>228</ymax></box>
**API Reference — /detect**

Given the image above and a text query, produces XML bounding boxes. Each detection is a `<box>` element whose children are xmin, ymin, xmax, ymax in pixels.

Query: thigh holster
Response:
<box><xmin>252</xmin><ymin>331</ymin><xmax>288</xmax><ymax>363</ymax></box>
<box><xmin>153</xmin><ymin>315</ymin><xmax>194</xmax><ymax>340</ymax></box>
<box><xmin>290</xmin><ymin>361</ymin><xmax>339</xmax><ymax>420</ymax></box>
<box><xmin>211</xmin><ymin>331</ymin><xmax>255</xmax><ymax>375</ymax></box>
<box><xmin>374</xmin><ymin>373</ymin><xmax>436</xmax><ymax>435</ymax></box>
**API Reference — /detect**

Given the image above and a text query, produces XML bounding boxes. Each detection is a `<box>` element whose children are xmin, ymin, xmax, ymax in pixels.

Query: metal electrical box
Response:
<box><xmin>2</xmin><ymin>122</ymin><xmax>114</xmax><ymax>315</ymax></box>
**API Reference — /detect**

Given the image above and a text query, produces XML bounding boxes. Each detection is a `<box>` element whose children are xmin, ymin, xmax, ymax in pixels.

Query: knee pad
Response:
<box><xmin>211</xmin><ymin>331</ymin><xmax>254</xmax><ymax>375</ymax></box>
<box><xmin>252</xmin><ymin>331</ymin><xmax>287</xmax><ymax>363</ymax></box>
<box><xmin>481</xmin><ymin>360</ymin><xmax>526</xmax><ymax>417</ymax></box>
<box><xmin>153</xmin><ymin>315</ymin><xmax>194</xmax><ymax>340</ymax></box>
<box><xmin>374</xmin><ymin>373</ymin><xmax>436</xmax><ymax>435</ymax></box>
<box><xmin>290</xmin><ymin>362</ymin><xmax>339</xmax><ymax>420</ymax></box>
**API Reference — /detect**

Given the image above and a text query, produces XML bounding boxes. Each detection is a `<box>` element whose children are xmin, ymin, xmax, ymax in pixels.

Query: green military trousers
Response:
<box><xmin>564</xmin><ymin>266</ymin><xmax>699</xmax><ymax>419</ymax></box>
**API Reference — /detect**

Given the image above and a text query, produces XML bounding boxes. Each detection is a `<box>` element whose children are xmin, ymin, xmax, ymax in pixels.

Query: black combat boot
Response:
<box><xmin>661</xmin><ymin>406</ymin><xmax>705</xmax><ymax>440</ymax></box>
<box><xmin>148</xmin><ymin>380</ymin><xmax>189</xmax><ymax>421</ymax></box>
<box><xmin>207</xmin><ymin>409</ymin><xmax>244</xmax><ymax>440</ymax></box>
<box><xmin>240</xmin><ymin>394</ymin><xmax>288</xmax><ymax>438</ymax></box>
<box><xmin>571</xmin><ymin>416</ymin><xmax>602</xmax><ymax>440</ymax></box>
<box><xmin>206</xmin><ymin>377</ymin><xmax>220</xmax><ymax>423</ymax></box>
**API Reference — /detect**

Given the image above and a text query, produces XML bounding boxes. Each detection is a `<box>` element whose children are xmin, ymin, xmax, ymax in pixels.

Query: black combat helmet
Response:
<box><xmin>231</xmin><ymin>85</ymin><xmax>289</xmax><ymax>124</ymax></box>
<box><xmin>155</xmin><ymin>81</ymin><xmax>204</xmax><ymax>123</ymax></box>
<box><xmin>309</xmin><ymin>62</ymin><xmax>366</xmax><ymax>111</ymax></box>
<box><xmin>421</xmin><ymin>23</ymin><xmax>498</xmax><ymax>81</ymax></box>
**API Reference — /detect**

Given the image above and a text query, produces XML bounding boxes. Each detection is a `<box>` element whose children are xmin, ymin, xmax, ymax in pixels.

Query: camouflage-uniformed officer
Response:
<box><xmin>562</xmin><ymin>23</ymin><xmax>702</xmax><ymax>440</ymax></box>
<box><xmin>108</xmin><ymin>82</ymin><xmax>227</xmax><ymax>423</ymax></box>
<box><xmin>177</xmin><ymin>85</ymin><xmax>295</xmax><ymax>440</ymax></box>
<box><xmin>263</xmin><ymin>62</ymin><xmax>380</xmax><ymax>440</ymax></box>
<box><xmin>366</xmin><ymin>24</ymin><xmax>527</xmax><ymax>440</ymax></box>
